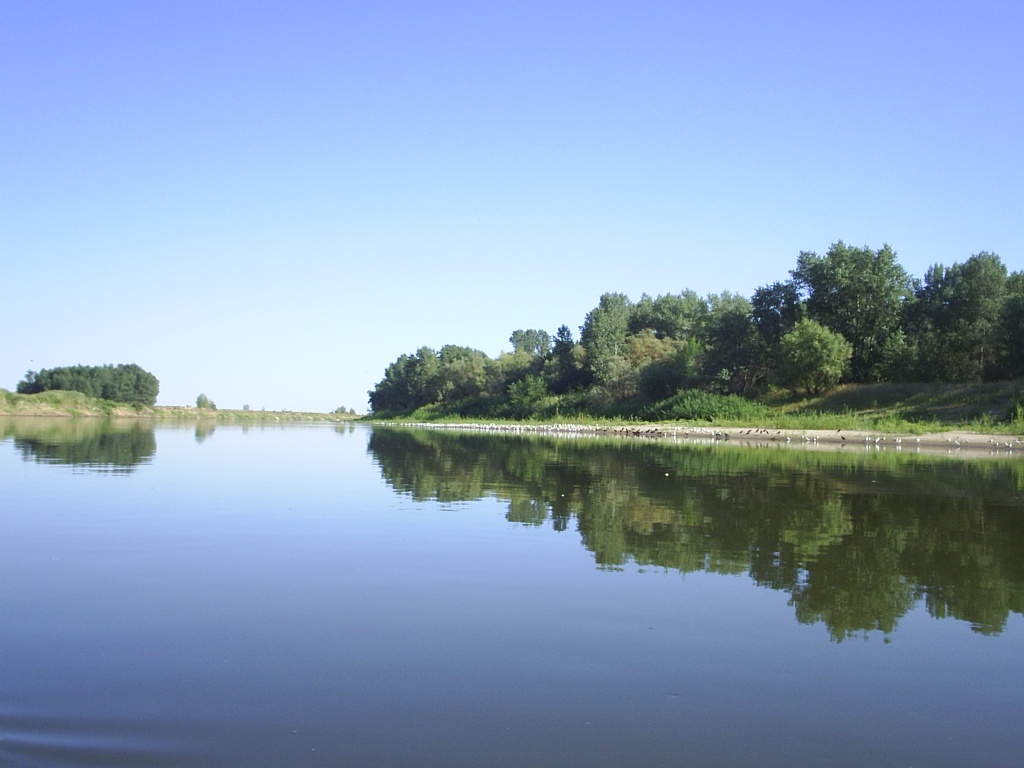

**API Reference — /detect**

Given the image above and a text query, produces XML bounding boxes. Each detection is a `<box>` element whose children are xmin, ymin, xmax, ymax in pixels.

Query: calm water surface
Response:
<box><xmin>1</xmin><ymin>418</ymin><xmax>1022</xmax><ymax>767</ymax></box>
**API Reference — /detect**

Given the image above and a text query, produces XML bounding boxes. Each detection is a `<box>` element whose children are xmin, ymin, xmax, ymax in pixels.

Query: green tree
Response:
<box><xmin>792</xmin><ymin>242</ymin><xmax>912</xmax><ymax>382</ymax></box>
<box><xmin>629</xmin><ymin>291</ymin><xmax>708</xmax><ymax>340</ymax></box>
<box><xmin>909</xmin><ymin>252</ymin><xmax>1008</xmax><ymax>381</ymax></box>
<box><xmin>751</xmin><ymin>280</ymin><xmax>803</xmax><ymax>347</ymax></box>
<box><xmin>509</xmin><ymin>329</ymin><xmax>552</xmax><ymax>357</ymax></box>
<box><xmin>700</xmin><ymin>292</ymin><xmax>766</xmax><ymax>395</ymax></box>
<box><xmin>435</xmin><ymin>345</ymin><xmax>490</xmax><ymax>405</ymax></box>
<box><xmin>544</xmin><ymin>325</ymin><xmax>589</xmax><ymax>394</ymax></box>
<box><xmin>995</xmin><ymin>271</ymin><xmax>1024</xmax><ymax>379</ymax></box>
<box><xmin>623</xmin><ymin>331</ymin><xmax>680</xmax><ymax>401</ymax></box>
<box><xmin>369</xmin><ymin>346</ymin><xmax>442</xmax><ymax>413</ymax></box>
<box><xmin>16</xmin><ymin>371</ymin><xmax>39</xmax><ymax>394</ymax></box>
<box><xmin>196</xmin><ymin>393</ymin><xmax>216</xmax><ymax>409</ymax></box>
<box><xmin>17</xmin><ymin>364</ymin><xmax>159</xmax><ymax>406</ymax></box>
<box><xmin>635</xmin><ymin>339</ymin><xmax>698</xmax><ymax>402</ymax></box>
<box><xmin>580</xmin><ymin>292</ymin><xmax>633</xmax><ymax>392</ymax></box>
<box><xmin>778</xmin><ymin>319</ymin><xmax>852</xmax><ymax>396</ymax></box>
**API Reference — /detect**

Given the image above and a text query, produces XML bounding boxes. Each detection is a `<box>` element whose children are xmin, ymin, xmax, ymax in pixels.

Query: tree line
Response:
<box><xmin>369</xmin><ymin>242</ymin><xmax>1023</xmax><ymax>418</ymax></box>
<box><xmin>17</xmin><ymin>364</ymin><xmax>160</xmax><ymax>406</ymax></box>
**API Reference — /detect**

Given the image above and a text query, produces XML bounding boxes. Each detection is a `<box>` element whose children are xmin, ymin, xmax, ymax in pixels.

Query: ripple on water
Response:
<box><xmin>0</xmin><ymin>710</ymin><xmax>190</xmax><ymax>768</ymax></box>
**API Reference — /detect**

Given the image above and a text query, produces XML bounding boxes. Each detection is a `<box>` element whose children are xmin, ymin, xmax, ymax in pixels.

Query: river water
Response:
<box><xmin>1</xmin><ymin>418</ymin><xmax>1022</xmax><ymax>767</ymax></box>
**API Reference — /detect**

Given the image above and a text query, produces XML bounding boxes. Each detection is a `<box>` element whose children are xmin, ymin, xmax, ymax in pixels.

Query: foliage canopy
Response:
<box><xmin>17</xmin><ymin>364</ymin><xmax>159</xmax><ymax>406</ymax></box>
<box><xmin>368</xmin><ymin>243</ymin><xmax>1022</xmax><ymax>422</ymax></box>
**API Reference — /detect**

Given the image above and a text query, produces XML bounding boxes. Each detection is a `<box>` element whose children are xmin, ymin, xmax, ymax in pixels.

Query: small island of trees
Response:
<box><xmin>16</xmin><ymin>364</ymin><xmax>160</xmax><ymax>407</ymax></box>
<box><xmin>369</xmin><ymin>242</ymin><xmax>1023</xmax><ymax>421</ymax></box>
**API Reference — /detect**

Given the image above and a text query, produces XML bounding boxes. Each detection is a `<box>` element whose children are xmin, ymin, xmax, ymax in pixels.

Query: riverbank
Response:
<box><xmin>151</xmin><ymin>405</ymin><xmax>356</xmax><ymax>422</ymax></box>
<box><xmin>0</xmin><ymin>389</ymin><xmax>356</xmax><ymax>422</ymax></box>
<box><xmin>4</xmin><ymin>387</ymin><xmax>1021</xmax><ymax>454</ymax></box>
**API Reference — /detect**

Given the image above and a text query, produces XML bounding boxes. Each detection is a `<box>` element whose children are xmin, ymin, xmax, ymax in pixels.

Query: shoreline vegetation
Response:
<box><xmin>367</xmin><ymin>247</ymin><xmax>1024</xmax><ymax>438</ymax></box>
<box><xmin>4</xmin><ymin>383</ymin><xmax>1021</xmax><ymax>454</ymax></box>
<box><xmin>369</xmin><ymin>377</ymin><xmax>1024</xmax><ymax>455</ymax></box>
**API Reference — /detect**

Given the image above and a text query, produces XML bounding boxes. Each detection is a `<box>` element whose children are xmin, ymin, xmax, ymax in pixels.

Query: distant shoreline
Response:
<box><xmin>3</xmin><ymin>389</ymin><xmax>1022</xmax><ymax>455</ymax></box>
<box><xmin>0</xmin><ymin>390</ymin><xmax>357</xmax><ymax>422</ymax></box>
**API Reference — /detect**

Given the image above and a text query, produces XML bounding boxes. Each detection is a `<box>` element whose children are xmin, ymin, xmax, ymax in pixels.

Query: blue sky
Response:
<box><xmin>3</xmin><ymin>1</ymin><xmax>1021</xmax><ymax>412</ymax></box>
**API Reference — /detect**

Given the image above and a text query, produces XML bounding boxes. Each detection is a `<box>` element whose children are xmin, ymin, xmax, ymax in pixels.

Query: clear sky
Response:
<box><xmin>3</xmin><ymin>1</ymin><xmax>1021</xmax><ymax>412</ymax></box>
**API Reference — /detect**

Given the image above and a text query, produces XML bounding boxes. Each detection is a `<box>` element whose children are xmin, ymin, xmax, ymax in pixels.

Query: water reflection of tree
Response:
<box><xmin>2</xmin><ymin>417</ymin><xmax>156</xmax><ymax>472</ymax></box>
<box><xmin>194</xmin><ymin>422</ymin><xmax>216</xmax><ymax>443</ymax></box>
<box><xmin>368</xmin><ymin>427</ymin><xmax>1024</xmax><ymax>641</ymax></box>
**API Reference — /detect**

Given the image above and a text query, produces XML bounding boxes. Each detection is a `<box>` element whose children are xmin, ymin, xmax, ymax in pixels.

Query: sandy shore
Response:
<box><xmin>380</xmin><ymin>421</ymin><xmax>1024</xmax><ymax>456</ymax></box>
<box><xmin>710</xmin><ymin>426</ymin><xmax>1022</xmax><ymax>455</ymax></box>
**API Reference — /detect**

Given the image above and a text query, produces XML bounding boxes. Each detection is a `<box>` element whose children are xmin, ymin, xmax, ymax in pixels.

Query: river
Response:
<box><xmin>1</xmin><ymin>418</ymin><xmax>1021</xmax><ymax>767</ymax></box>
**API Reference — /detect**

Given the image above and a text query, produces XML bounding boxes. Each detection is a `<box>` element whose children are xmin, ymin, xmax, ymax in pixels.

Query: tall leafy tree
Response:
<box><xmin>580</xmin><ymin>293</ymin><xmax>633</xmax><ymax>391</ymax></box>
<box><xmin>994</xmin><ymin>271</ymin><xmax>1024</xmax><ymax>379</ymax></box>
<box><xmin>509</xmin><ymin>329</ymin><xmax>552</xmax><ymax>357</ymax></box>
<box><xmin>701</xmin><ymin>293</ymin><xmax>766</xmax><ymax>394</ymax></box>
<box><xmin>545</xmin><ymin>325</ymin><xmax>588</xmax><ymax>394</ymax></box>
<box><xmin>629</xmin><ymin>290</ymin><xmax>708</xmax><ymax>340</ymax></box>
<box><xmin>751</xmin><ymin>280</ymin><xmax>803</xmax><ymax>347</ymax></box>
<box><xmin>909</xmin><ymin>252</ymin><xmax>1007</xmax><ymax>381</ymax></box>
<box><xmin>368</xmin><ymin>347</ymin><xmax>442</xmax><ymax>412</ymax></box>
<box><xmin>498</xmin><ymin>329</ymin><xmax>552</xmax><ymax>396</ymax></box>
<box><xmin>791</xmin><ymin>242</ymin><xmax>912</xmax><ymax>382</ymax></box>
<box><xmin>435</xmin><ymin>345</ymin><xmax>490</xmax><ymax>405</ymax></box>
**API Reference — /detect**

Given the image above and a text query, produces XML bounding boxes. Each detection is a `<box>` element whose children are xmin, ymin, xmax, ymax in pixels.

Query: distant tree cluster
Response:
<box><xmin>369</xmin><ymin>243</ymin><xmax>1024</xmax><ymax>418</ymax></box>
<box><xmin>17</xmin><ymin>364</ymin><xmax>159</xmax><ymax>406</ymax></box>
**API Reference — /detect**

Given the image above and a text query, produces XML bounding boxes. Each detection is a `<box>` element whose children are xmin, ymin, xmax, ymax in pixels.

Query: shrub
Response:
<box><xmin>1007</xmin><ymin>391</ymin><xmax>1024</xmax><ymax>428</ymax></box>
<box><xmin>778</xmin><ymin>319</ymin><xmax>852</xmax><ymax>396</ymax></box>
<box><xmin>646</xmin><ymin>389</ymin><xmax>769</xmax><ymax>422</ymax></box>
<box><xmin>507</xmin><ymin>375</ymin><xmax>548</xmax><ymax>419</ymax></box>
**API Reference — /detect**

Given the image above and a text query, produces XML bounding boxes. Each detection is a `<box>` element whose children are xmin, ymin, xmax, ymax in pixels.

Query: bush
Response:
<box><xmin>778</xmin><ymin>319</ymin><xmax>852</xmax><ymax>396</ymax></box>
<box><xmin>646</xmin><ymin>389</ymin><xmax>770</xmax><ymax>422</ymax></box>
<box><xmin>507</xmin><ymin>375</ymin><xmax>548</xmax><ymax>419</ymax></box>
<box><xmin>1007</xmin><ymin>391</ymin><xmax>1024</xmax><ymax>428</ymax></box>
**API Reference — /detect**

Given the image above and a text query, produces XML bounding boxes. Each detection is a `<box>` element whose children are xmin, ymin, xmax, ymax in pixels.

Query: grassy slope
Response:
<box><xmin>763</xmin><ymin>380</ymin><xmax>1023</xmax><ymax>433</ymax></box>
<box><xmin>0</xmin><ymin>388</ymin><xmax>150</xmax><ymax>417</ymax></box>
<box><xmin>374</xmin><ymin>380</ymin><xmax>1024</xmax><ymax>435</ymax></box>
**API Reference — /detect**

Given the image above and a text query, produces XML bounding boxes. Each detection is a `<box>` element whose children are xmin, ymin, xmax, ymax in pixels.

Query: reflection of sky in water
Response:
<box><xmin>0</xmin><ymin>423</ymin><xmax>1022</xmax><ymax>767</ymax></box>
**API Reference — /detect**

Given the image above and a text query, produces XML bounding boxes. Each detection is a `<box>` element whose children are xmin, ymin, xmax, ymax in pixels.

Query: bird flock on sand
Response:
<box><xmin>373</xmin><ymin>422</ymin><xmax>1024</xmax><ymax>454</ymax></box>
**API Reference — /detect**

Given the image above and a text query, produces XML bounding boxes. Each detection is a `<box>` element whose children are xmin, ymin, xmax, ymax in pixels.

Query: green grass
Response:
<box><xmin>152</xmin><ymin>406</ymin><xmax>356</xmax><ymax>422</ymax></box>
<box><xmin>0</xmin><ymin>387</ymin><xmax>146</xmax><ymax>416</ymax></box>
